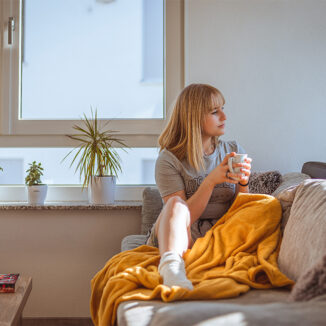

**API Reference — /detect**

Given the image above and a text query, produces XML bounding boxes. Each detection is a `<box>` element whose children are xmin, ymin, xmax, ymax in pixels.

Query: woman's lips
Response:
<box><xmin>218</xmin><ymin>124</ymin><xmax>225</xmax><ymax>128</ymax></box>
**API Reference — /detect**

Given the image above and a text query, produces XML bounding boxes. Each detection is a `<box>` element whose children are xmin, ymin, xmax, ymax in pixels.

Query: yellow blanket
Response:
<box><xmin>90</xmin><ymin>193</ymin><xmax>294</xmax><ymax>326</ymax></box>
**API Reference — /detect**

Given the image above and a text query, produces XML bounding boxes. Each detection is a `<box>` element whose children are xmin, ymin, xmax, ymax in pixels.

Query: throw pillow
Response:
<box><xmin>272</xmin><ymin>172</ymin><xmax>310</xmax><ymax>197</ymax></box>
<box><xmin>140</xmin><ymin>187</ymin><xmax>163</xmax><ymax>235</ymax></box>
<box><xmin>249</xmin><ymin>171</ymin><xmax>282</xmax><ymax>195</ymax></box>
<box><xmin>278</xmin><ymin>179</ymin><xmax>326</xmax><ymax>282</ymax></box>
<box><xmin>275</xmin><ymin>184</ymin><xmax>300</xmax><ymax>233</ymax></box>
<box><xmin>288</xmin><ymin>254</ymin><xmax>326</xmax><ymax>301</ymax></box>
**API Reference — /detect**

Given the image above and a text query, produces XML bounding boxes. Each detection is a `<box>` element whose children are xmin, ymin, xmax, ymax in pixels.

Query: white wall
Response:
<box><xmin>185</xmin><ymin>0</ymin><xmax>326</xmax><ymax>173</ymax></box>
<box><xmin>1</xmin><ymin>209</ymin><xmax>141</xmax><ymax>317</ymax></box>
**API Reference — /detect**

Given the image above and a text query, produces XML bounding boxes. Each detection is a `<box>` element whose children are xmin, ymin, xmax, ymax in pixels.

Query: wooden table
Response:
<box><xmin>0</xmin><ymin>276</ymin><xmax>32</xmax><ymax>326</ymax></box>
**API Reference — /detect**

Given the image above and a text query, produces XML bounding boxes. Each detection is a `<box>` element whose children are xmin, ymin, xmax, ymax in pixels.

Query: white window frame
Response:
<box><xmin>0</xmin><ymin>0</ymin><xmax>184</xmax><ymax>200</ymax></box>
<box><xmin>0</xmin><ymin>0</ymin><xmax>184</xmax><ymax>148</ymax></box>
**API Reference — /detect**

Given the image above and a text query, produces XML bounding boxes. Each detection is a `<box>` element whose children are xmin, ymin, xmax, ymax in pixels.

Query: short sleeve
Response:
<box><xmin>155</xmin><ymin>151</ymin><xmax>185</xmax><ymax>198</ymax></box>
<box><xmin>221</xmin><ymin>140</ymin><xmax>246</xmax><ymax>155</ymax></box>
<box><xmin>236</xmin><ymin>142</ymin><xmax>246</xmax><ymax>154</ymax></box>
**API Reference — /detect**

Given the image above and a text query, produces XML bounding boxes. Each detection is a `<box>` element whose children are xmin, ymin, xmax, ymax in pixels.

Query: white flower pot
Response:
<box><xmin>27</xmin><ymin>184</ymin><xmax>48</xmax><ymax>205</ymax></box>
<box><xmin>88</xmin><ymin>176</ymin><xmax>116</xmax><ymax>205</ymax></box>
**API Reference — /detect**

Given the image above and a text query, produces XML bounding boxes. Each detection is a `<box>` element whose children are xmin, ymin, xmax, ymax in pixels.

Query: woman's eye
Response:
<box><xmin>211</xmin><ymin>107</ymin><xmax>224</xmax><ymax>115</ymax></box>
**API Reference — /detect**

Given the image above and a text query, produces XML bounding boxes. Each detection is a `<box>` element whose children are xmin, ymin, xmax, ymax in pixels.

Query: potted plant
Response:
<box><xmin>25</xmin><ymin>161</ymin><xmax>48</xmax><ymax>205</ymax></box>
<box><xmin>63</xmin><ymin>109</ymin><xmax>128</xmax><ymax>204</ymax></box>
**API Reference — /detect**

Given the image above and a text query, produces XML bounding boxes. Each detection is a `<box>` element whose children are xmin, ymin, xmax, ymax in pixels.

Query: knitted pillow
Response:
<box><xmin>288</xmin><ymin>254</ymin><xmax>326</xmax><ymax>301</ymax></box>
<box><xmin>249</xmin><ymin>171</ymin><xmax>282</xmax><ymax>195</ymax></box>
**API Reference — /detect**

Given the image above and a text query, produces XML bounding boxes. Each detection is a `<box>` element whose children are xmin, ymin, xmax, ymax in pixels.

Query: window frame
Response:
<box><xmin>0</xmin><ymin>0</ymin><xmax>184</xmax><ymax>149</ymax></box>
<box><xmin>0</xmin><ymin>0</ymin><xmax>184</xmax><ymax>199</ymax></box>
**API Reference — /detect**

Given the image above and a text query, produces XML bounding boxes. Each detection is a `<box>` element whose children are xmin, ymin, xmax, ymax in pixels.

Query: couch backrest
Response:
<box><xmin>140</xmin><ymin>171</ymin><xmax>287</xmax><ymax>235</ymax></box>
<box><xmin>140</xmin><ymin>172</ymin><xmax>312</xmax><ymax>236</ymax></box>
<box><xmin>278</xmin><ymin>179</ymin><xmax>326</xmax><ymax>281</ymax></box>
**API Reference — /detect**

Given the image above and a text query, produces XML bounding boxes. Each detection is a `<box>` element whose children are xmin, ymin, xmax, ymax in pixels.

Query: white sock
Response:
<box><xmin>158</xmin><ymin>251</ymin><xmax>193</xmax><ymax>290</ymax></box>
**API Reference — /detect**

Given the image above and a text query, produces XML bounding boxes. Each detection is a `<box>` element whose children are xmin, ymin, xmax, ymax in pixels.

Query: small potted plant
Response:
<box><xmin>25</xmin><ymin>161</ymin><xmax>48</xmax><ymax>205</ymax></box>
<box><xmin>63</xmin><ymin>109</ymin><xmax>128</xmax><ymax>204</ymax></box>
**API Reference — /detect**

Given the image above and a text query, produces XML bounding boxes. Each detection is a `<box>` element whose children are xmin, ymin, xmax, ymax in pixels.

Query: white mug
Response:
<box><xmin>228</xmin><ymin>154</ymin><xmax>247</xmax><ymax>180</ymax></box>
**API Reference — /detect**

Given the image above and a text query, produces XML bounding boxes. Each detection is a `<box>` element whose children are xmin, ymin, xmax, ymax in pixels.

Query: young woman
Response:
<box><xmin>146</xmin><ymin>83</ymin><xmax>252</xmax><ymax>290</ymax></box>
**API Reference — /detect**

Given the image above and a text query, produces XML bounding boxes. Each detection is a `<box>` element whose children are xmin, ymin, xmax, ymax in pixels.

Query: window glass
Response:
<box><xmin>0</xmin><ymin>148</ymin><xmax>159</xmax><ymax>185</ymax></box>
<box><xmin>21</xmin><ymin>0</ymin><xmax>164</xmax><ymax>119</ymax></box>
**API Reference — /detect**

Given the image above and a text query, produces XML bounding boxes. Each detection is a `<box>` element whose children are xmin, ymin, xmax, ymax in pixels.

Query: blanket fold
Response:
<box><xmin>90</xmin><ymin>193</ymin><xmax>294</xmax><ymax>326</ymax></box>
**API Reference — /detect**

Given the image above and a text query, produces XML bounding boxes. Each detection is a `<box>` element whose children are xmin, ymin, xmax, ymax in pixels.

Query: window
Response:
<box><xmin>0</xmin><ymin>147</ymin><xmax>158</xmax><ymax>185</ymax></box>
<box><xmin>0</xmin><ymin>0</ymin><xmax>183</xmax><ymax>194</ymax></box>
<box><xmin>21</xmin><ymin>0</ymin><xmax>163</xmax><ymax>120</ymax></box>
<box><xmin>1</xmin><ymin>0</ymin><xmax>167</xmax><ymax>136</ymax></box>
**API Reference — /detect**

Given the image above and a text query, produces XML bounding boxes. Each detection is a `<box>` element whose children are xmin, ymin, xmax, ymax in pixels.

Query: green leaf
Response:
<box><xmin>25</xmin><ymin>161</ymin><xmax>44</xmax><ymax>185</ymax></box>
<box><xmin>62</xmin><ymin>108</ymin><xmax>129</xmax><ymax>188</ymax></box>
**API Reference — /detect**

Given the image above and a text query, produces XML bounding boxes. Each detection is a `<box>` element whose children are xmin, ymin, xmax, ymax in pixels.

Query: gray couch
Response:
<box><xmin>118</xmin><ymin>162</ymin><xmax>326</xmax><ymax>326</ymax></box>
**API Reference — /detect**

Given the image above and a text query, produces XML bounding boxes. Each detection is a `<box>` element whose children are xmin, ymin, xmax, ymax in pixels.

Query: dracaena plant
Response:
<box><xmin>25</xmin><ymin>161</ymin><xmax>44</xmax><ymax>186</ymax></box>
<box><xmin>63</xmin><ymin>109</ymin><xmax>128</xmax><ymax>188</ymax></box>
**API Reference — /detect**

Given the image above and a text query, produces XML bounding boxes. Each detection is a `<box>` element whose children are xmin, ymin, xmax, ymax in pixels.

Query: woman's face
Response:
<box><xmin>202</xmin><ymin>105</ymin><xmax>226</xmax><ymax>138</ymax></box>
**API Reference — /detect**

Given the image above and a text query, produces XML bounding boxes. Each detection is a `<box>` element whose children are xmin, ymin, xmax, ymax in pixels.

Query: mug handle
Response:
<box><xmin>228</xmin><ymin>157</ymin><xmax>234</xmax><ymax>173</ymax></box>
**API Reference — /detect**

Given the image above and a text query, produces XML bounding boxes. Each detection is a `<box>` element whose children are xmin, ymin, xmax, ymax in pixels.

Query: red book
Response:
<box><xmin>0</xmin><ymin>274</ymin><xmax>20</xmax><ymax>293</ymax></box>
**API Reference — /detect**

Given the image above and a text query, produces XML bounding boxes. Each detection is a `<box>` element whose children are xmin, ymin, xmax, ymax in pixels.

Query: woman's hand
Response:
<box><xmin>206</xmin><ymin>152</ymin><xmax>239</xmax><ymax>187</ymax></box>
<box><xmin>206</xmin><ymin>153</ymin><xmax>252</xmax><ymax>187</ymax></box>
<box><xmin>237</xmin><ymin>156</ymin><xmax>252</xmax><ymax>185</ymax></box>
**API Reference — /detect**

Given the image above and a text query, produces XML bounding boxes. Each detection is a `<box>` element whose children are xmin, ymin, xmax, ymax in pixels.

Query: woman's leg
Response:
<box><xmin>155</xmin><ymin>195</ymin><xmax>192</xmax><ymax>256</ymax></box>
<box><xmin>154</xmin><ymin>196</ymin><xmax>194</xmax><ymax>290</ymax></box>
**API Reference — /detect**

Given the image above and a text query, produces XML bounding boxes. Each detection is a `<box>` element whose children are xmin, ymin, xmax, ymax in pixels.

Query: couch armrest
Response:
<box><xmin>121</xmin><ymin>235</ymin><xmax>148</xmax><ymax>252</ymax></box>
<box><xmin>302</xmin><ymin>161</ymin><xmax>326</xmax><ymax>179</ymax></box>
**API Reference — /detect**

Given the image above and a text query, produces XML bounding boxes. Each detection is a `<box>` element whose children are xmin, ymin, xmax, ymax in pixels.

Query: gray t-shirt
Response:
<box><xmin>155</xmin><ymin>140</ymin><xmax>246</xmax><ymax>238</ymax></box>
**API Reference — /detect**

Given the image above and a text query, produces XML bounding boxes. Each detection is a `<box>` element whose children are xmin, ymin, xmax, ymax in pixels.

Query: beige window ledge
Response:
<box><xmin>0</xmin><ymin>201</ymin><xmax>142</xmax><ymax>210</ymax></box>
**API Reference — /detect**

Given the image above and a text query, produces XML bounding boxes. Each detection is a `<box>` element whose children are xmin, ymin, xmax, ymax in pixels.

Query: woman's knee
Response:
<box><xmin>166</xmin><ymin>194</ymin><xmax>188</xmax><ymax>205</ymax></box>
<box><xmin>166</xmin><ymin>195</ymin><xmax>187</xmax><ymax>209</ymax></box>
<box><xmin>164</xmin><ymin>196</ymin><xmax>190</xmax><ymax>222</ymax></box>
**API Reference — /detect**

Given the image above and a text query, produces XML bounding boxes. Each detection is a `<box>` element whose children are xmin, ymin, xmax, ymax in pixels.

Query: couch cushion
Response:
<box><xmin>278</xmin><ymin>179</ymin><xmax>326</xmax><ymax>282</ymax></box>
<box><xmin>140</xmin><ymin>187</ymin><xmax>163</xmax><ymax>235</ymax></box>
<box><xmin>121</xmin><ymin>235</ymin><xmax>148</xmax><ymax>252</ymax></box>
<box><xmin>117</xmin><ymin>289</ymin><xmax>326</xmax><ymax>326</ymax></box>
<box><xmin>272</xmin><ymin>172</ymin><xmax>310</xmax><ymax>197</ymax></box>
<box><xmin>274</xmin><ymin>184</ymin><xmax>301</xmax><ymax>233</ymax></box>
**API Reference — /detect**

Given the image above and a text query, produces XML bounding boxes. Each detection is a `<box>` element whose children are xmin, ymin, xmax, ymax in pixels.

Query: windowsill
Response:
<box><xmin>0</xmin><ymin>201</ymin><xmax>142</xmax><ymax>210</ymax></box>
<box><xmin>0</xmin><ymin>185</ymin><xmax>154</xmax><ymax>202</ymax></box>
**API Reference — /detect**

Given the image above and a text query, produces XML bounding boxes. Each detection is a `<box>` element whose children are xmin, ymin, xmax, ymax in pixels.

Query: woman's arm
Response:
<box><xmin>236</xmin><ymin>183</ymin><xmax>249</xmax><ymax>194</ymax></box>
<box><xmin>162</xmin><ymin>177</ymin><xmax>218</xmax><ymax>225</ymax></box>
<box><xmin>235</xmin><ymin>156</ymin><xmax>252</xmax><ymax>195</ymax></box>
<box><xmin>163</xmin><ymin>153</ymin><xmax>241</xmax><ymax>224</ymax></box>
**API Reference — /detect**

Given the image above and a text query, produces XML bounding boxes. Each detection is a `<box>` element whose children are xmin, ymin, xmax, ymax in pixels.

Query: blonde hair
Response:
<box><xmin>158</xmin><ymin>83</ymin><xmax>225</xmax><ymax>171</ymax></box>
